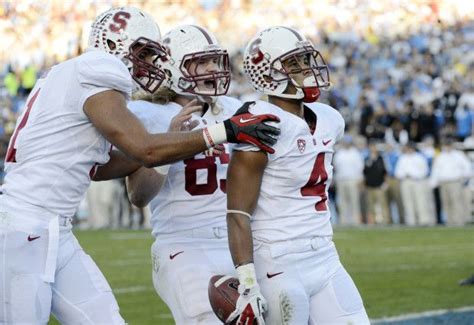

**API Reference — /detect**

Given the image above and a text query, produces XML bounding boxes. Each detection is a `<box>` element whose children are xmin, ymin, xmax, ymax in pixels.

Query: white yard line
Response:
<box><xmin>114</xmin><ymin>285</ymin><xmax>153</xmax><ymax>294</ymax></box>
<box><xmin>114</xmin><ymin>286</ymin><xmax>174</xmax><ymax>319</ymax></box>
<box><xmin>371</xmin><ymin>305</ymin><xmax>474</xmax><ymax>323</ymax></box>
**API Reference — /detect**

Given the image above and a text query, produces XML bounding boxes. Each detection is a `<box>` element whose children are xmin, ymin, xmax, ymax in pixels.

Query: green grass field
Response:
<box><xmin>50</xmin><ymin>226</ymin><xmax>474</xmax><ymax>324</ymax></box>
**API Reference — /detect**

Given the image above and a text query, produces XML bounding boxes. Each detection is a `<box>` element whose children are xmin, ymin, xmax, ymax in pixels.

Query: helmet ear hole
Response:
<box><xmin>263</xmin><ymin>75</ymin><xmax>273</xmax><ymax>83</ymax></box>
<box><xmin>164</xmin><ymin>69</ymin><xmax>172</xmax><ymax>78</ymax></box>
<box><xmin>107</xmin><ymin>39</ymin><xmax>117</xmax><ymax>51</ymax></box>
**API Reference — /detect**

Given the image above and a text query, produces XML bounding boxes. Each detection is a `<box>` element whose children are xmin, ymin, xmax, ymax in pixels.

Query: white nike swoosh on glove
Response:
<box><xmin>239</xmin><ymin>117</ymin><xmax>258</xmax><ymax>123</ymax></box>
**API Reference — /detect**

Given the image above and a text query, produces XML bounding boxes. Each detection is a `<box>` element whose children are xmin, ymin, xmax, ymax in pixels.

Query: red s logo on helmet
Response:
<box><xmin>109</xmin><ymin>11</ymin><xmax>131</xmax><ymax>33</ymax></box>
<box><xmin>249</xmin><ymin>38</ymin><xmax>264</xmax><ymax>64</ymax></box>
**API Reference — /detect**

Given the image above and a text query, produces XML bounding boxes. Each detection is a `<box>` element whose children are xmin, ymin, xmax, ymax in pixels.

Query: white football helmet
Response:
<box><xmin>88</xmin><ymin>6</ymin><xmax>167</xmax><ymax>93</ymax></box>
<box><xmin>243</xmin><ymin>26</ymin><xmax>330</xmax><ymax>103</ymax></box>
<box><xmin>160</xmin><ymin>25</ymin><xmax>231</xmax><ymax>96</ymax></box>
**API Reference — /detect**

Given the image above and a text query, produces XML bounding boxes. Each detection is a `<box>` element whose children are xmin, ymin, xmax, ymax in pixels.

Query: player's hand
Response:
<box><xmin>226</xmin><ymin>284</ymin><xmax>267</xmax><ymax>325</ymax></box>
<box><xmin>205</xmin><ymin>144</ymin><xmax>226</xmax><ymax>157</ymax></box>
<box><xmin>223</xmin><ymin>101</ymin><xmax>280</xmax><ymax>154</ymax></box>
<box><xmin>168</xmin><ymin>99</ymin><xmax>201</xmax><ymax>132</ymax></box>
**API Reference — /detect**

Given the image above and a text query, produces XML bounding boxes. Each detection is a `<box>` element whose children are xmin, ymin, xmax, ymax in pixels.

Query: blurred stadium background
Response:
<box><xmin>1</xmin><ymin>0</ymin><xmax>473</xmax><ymax>324</ymax></box>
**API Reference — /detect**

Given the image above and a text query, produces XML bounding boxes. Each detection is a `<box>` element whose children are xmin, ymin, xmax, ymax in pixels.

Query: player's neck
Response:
<box><xmin>268</xmin><ymin>96</ymin><xmax>304</xmax><ymax>118</ymax></box>
<box><xmin>174</xmin><ymin>95</ymin><xmax>194</xmax><ymax>107</ymax></box>
<box><xmin>174</xmin><ymin>95</ymin><xmax>206</xmax><ymax>115</ymax></box>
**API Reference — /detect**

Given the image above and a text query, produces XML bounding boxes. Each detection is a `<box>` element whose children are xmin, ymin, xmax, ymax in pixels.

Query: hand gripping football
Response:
<box><xmin>208</xmin><ymin>275</ymin><xmax>240</xmax><ymax>324</ymax></box>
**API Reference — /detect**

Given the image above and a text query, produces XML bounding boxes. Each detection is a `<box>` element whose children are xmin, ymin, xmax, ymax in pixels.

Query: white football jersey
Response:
<box><xmin>1</xmin><ymin>50</ymin><xmax>132</xmax><ymax>217</ymax></box>
<box><xmin>128</xmin><ymin>96</ymin><xmax>242</xmax><ymax>237</ymax></box>
<box><xmin>234</xmin><ymin>100</ymin><xmax>345</xmax><ymax>243</ymax></box>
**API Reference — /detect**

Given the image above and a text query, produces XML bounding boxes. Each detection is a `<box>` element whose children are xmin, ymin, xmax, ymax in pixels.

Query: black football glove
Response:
<box><xmin>223</xmin><ymin>102</ymin><xmax>280</xmax><ymax>154</ymax></box>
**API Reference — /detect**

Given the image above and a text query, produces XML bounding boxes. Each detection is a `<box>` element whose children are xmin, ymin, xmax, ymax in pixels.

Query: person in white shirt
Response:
<box><xmin>0</xmin><ymin>8</ymin><xmax>280</xmax><ymax>324</ymax></box>
<box><xmin>224</xmin><ymin>26</ymin><xmax>369</xmax><ymax>325</ymax></box>
<box><xmin>395</xmin><ymin>142</ymin><xmax>435</xmax><ymax>226</ymax></box>
<box><xmin>333</xmin><ymin>136</ymin><xmax>365</xmax><ymax>225</ymax></box>
<box><xmin>126</xmin><ymin>25</ymin><xmax>242</xmax><ymax>325</ymax></box>
<box><xmin>430</xmin><ymin>139</ymin><xmax>472</xmax><ymax>225</ymax></box>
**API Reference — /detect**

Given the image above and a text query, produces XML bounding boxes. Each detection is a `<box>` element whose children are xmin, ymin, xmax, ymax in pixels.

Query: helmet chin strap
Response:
<box><xmin>302</xmin><ymin>87</ymin><xmax>320</xmax><ymax>103</ymax></box>
<box><xmin>300</xmin><ymin>76</ymin><xmax>320</xmax><ymax>103</ymax></box>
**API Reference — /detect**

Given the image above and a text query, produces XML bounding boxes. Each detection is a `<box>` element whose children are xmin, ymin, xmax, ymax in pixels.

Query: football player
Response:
<box><xmin>0</xmin><ymin>7</ymin><xmax>279</xmax><ymax>324</ymax></box>
<box><xmin>126</xmin><ymin>25</ymin><xmax>240</xmax><ymax>324</ymax></box>
<box><xmin>225</xmin><ymin>26</ymin><xmax>370</xmax><ymax>324</ymax></box>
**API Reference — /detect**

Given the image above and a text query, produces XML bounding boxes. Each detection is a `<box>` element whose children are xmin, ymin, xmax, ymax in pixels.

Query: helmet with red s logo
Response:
<box><xmin>160</xmin><ymin>25</ymin><xmax>231</xmax><ymax>97</ymax></box>
<box><xmin>88</xmin><ymin>7</ymin><xmax>167</xmax><ymax>93</ymax></box>
<box><xmin>243</xmin><ymin>26</ymin><xmax>330</xmax><ymax>103</ymax></box>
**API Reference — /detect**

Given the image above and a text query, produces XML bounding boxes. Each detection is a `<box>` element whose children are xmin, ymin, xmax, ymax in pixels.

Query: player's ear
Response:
<box><xmin>263</xmin><ymin>75</ymin><xmax>272</xmax><ymax>83</ymax></box>
<box><xmin>107</xmin><ymin>40</ymin><xmax>117</xmax><ymax>51</ymax></box>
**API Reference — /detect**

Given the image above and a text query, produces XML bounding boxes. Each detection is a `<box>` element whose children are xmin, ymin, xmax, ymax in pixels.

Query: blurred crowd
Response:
<box><xmin>1</xmin><ymin>0</ymin><xmax>474</xmax><ymax>228</ymax></box>
<box><xmin>332</xmin><ymin>136</ymin><xmax>472</xmax><ymax>227</ymax></box>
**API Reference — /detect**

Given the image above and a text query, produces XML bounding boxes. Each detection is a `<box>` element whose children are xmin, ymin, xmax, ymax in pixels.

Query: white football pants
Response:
<box><xmin>254</xmin><ymin>236</ymin><xmax>370</xmax><ymax>325</ymax></box>
<box><xmin>0</xmin><ymin>195</ymin><xmax>124</xmax><ymax>324</ymax></box>
<box><xmin>151</xmin><ymin>228</ymin><xmax>235</xmax><ymax>325</ymax></box>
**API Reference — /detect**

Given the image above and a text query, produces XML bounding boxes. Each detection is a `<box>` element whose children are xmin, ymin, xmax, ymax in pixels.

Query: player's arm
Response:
<box><xmin>227</xmin><ymin>150</ymin><xmax>267</xmax><ymax>265</ymax></box>
<box><xmin>226</xmin><ymin>150</ymin><xmax>268</xmax><ymax>325</ymax></box>
<box><xmin>92</xmin><ymin>150</ymin><xmax>142</xmax><ymax>181</ymax></box>
<box><xmin>84</xmin><ymin>90</ymin><xmax>208</xmax><ymax>167</ymax></box>
<box><xmin>124</xmin><ymin>101</ymin><xmax>204</xmax><ymax>205</ymax></box>
<box><xmin>93</xmin><ymin>98</ymin><xmax>201</xmax><ymax>181</ymax></box>
<box><xmin>84</xmin><ymin>92</ymin><xmax>280</xmax><ymax>169</ymax></box>
<box><xmin>126</xmin><ymin>166</ymin><xmax>166</xmax><ymax>207</ymax></box>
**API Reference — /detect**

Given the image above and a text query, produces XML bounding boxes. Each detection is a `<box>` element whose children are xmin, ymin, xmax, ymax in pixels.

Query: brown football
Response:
<box><xmin>208</xmin><ymin>275</ymin><xmax>240</xmax><ymax>324</ymax></box>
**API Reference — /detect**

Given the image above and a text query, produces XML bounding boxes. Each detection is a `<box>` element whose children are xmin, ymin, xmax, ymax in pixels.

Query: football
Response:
<box><xmin>208</xmin><ymin>275</ymin><xmax>240</xmax><ymax>324</ymax></box>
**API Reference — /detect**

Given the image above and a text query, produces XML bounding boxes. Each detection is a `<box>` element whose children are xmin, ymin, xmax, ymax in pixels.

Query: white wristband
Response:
<box><xmin>203</xmin><ymin>123</ymin><xmax>227</xmax><ymax>148</ymax></box>
<box><xmin>227</xmin><ymin>209</ymin><xmax>252</xmax><ymax>219</ymax></box>
<box><xmin>236</xmin><ymin>263</ymin><xmax>257</xmax><ymax>288</ymax></box>
<box><xmin>153</xmin><ymin>164</ymin><xmax>170</xmax><ymax>176</ymax></box>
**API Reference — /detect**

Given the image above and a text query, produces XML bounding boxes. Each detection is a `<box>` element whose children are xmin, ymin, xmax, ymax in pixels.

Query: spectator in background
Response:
<box><xmin>383</xmin><ymin>143</ymin><xmax>404</xmax><ymax>223</ymax></box>
<box><xmin>334</xmin><ymin>135</ymin><xmax>364</xmax><ymax>225</ymax></box>
<box><xmin>395</xmin><ymin>142</ymin><xmax>435</xmax><ymax>226</ymax></box>
<box><xmin>439</xmin><ymin>81</ymin><xmax>461</xmax><ymax>123</ymax></box>
<box><xmin>18</xmin><ymin>64</ymin><xmax>37</xmax><ymax>97</ymax></box>
<box><xmin>3</xmin><ymin>66</ymin><xmax>19</xmax><ymax>98</ymax></box>
<box><xmin>454</xmin><ymin>104</ymin><xmax>473</xmax><ymax>141</ymax></box>
<box><xmin>418</xmin><ymin>135</ymin><xmax>443</xmax><ymax>224</ymax></box>
<box><xmin>457</xmin><ymin>83</ymin><xmax>474</xmax><ymax>112</ymax></box>
<box><xmin>86</xmin><ymin>180</ymin><xmax>119</xmax><ymax>229</ymax></box>
<box><xmin>358</xmin><ymin>95</ymin><xmax>373</xmax><ymax>138</ymax></box>
<box><xmin>409</xmin><ymin>103</ymin><xmax>439</xmax><ymax>144</ymax></box>
<box><xmin>363</xmin><ymin>141</ymin><xmax>390</xmax><ymax>224</ymax></box>
<box><xmin>430</xmin><ymin>138</ymin><xmax>472</xmax><ymax>225</ymax></box>
<box><xmin>385</xmin><ymin>117</ymin><xmax>409</xmax><ymax>147</ymax></box>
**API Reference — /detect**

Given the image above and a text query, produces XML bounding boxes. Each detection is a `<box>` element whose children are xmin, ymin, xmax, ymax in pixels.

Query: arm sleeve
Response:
<box><xmin>77</xmin><ymin>52</ymin><xmax>132</xmax><ymax>111</ymax></box>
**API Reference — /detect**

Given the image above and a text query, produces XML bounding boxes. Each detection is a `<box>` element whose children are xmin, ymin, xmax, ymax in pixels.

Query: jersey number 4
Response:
<box><xmin>5</xmin><ymin>88</ymin><xmax>41</xmax><ymax>163</ymax></box>
<box><xmin>184</xmin><ymin>151</ymin><xmax>229</xmax><ymax>195</ymax></box>
<box><xmin>300</xmin><ymin>152</ymin><xmax>328</xmax><ymax>212</ymax></box>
